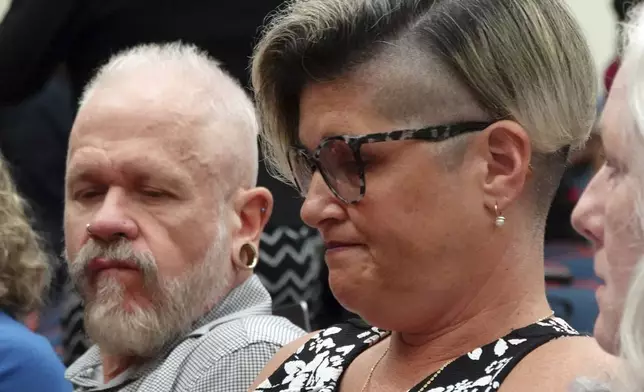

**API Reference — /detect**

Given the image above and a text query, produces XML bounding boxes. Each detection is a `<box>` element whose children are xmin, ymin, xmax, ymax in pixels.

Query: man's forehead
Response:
<box><xmin>72</xmin><ymin>97</ymin><xmax>211</xmax><ymax>148</ymax></box>
<box><xmin>67</xmin><ymin>147</ymin><xmax>188</xmax><ymax>179</ymax></box>
<box><xmin>68</xmin><ymin>108</ymin><xmax>237</xmax><ymax>184</ymax></box>
<box><xmin>66</xmin><ymin>136</ymin><xmax>226</xmax><ymax>193</ymax></box>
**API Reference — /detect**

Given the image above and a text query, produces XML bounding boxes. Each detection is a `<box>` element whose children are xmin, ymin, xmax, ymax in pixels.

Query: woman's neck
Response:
<box><xmin>389</xmin><ymin>299</ymin><xmax>552</xmax><ymax>363</ymax></box>
<box><xmin>389</xmin><ymin>247</ymin><xmax>551</xmax><ymax>366</ymax></box>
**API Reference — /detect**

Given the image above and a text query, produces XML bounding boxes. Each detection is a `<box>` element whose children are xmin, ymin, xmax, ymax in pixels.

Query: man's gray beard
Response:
<box><xmin>74</xmin><ymin>238</ymin><xmax>233</xmax><ymax>358</ymax></box>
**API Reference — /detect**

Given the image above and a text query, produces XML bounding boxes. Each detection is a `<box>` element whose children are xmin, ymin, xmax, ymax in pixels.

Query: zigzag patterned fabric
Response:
<box><xmin>255</xmin><ymin>225</ymin><xmax>324</xmax><ymax>318</ymax></box>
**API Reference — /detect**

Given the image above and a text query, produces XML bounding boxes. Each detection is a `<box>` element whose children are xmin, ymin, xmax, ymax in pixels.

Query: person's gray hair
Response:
<box><xmin>0</xmin><ymin>154</ymin><xmax>49</xmax><ymax>319</ymax></box>
<box><xmin>252</xmin><ymin>0</ymin><xmax>597</xmax><ymax>218</ymax></box>
<box><xmin>577</xmin><ymin>4</ymin><xmax>644</xmax><ymax>392</ymax></box>
<box><xmin>611</xmin><ymin>259</ymin><xmax>644</xmax><ymax>392</ymax></box>
<box><xmin>81</xmin><ymin>42</ymin><xmax>260</xmax><ymax>191</ymax></box>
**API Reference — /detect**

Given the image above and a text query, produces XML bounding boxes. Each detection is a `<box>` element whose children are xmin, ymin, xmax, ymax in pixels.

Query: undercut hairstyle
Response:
<box><xmin>0</xmin><ymin>154</ymin><xmax>48</xmax><ymax>319</ymax></box>
<box><xmin>81</xmin><ymin>42</ymin><xmax>260</xmax><ymax>191</ymax></box>
<box><xmin>252</xmin><ymin>0</ymin><xmax>597</xmax><ymax>218</ymax></box>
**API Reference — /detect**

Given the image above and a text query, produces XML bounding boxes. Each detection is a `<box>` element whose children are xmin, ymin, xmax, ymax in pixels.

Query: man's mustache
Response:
<box><xmin>67</xmin><ymin>238</ymin><xmax>159</xmax><ymax>289</ymax></box>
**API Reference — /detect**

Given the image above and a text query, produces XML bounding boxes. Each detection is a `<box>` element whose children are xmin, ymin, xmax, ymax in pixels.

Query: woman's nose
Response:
<box><xmin>300</xmin><ymin>171</ymin><xmax>346</xmax><ymax>228</ymax></box>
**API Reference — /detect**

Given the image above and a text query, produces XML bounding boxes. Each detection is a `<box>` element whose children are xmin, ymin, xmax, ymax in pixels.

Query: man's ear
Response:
<box><xmin>479</xmin><ymin>120</ymin><xmax>532</xmax><ymax>212</ymax></box>
<box><xmin>230</xmin><ymin>187</ymin><xmax>273</xmax><ymax>256</ymax></box>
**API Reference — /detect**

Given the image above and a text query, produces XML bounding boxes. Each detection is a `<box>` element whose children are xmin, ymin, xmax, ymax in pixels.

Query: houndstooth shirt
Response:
<box><xmin>65</xmin><ymin>275</ymin><xmax>305</xmax><ymax>392</ymax></box>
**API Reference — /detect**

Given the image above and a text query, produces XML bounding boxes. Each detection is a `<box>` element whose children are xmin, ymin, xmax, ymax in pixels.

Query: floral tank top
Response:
<box><xmin>254</xmin><ymin>317</ymin><xmax>580</xmax><ymax>392</ymax></box>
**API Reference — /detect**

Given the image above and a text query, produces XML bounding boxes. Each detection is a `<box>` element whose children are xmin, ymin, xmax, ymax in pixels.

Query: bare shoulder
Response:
<box><xmin>499</xmin><ymin>336</ymin><xmax>618</xmax><ymax>392</ymax></box>
<box><xmin>248</xmin><ymin>331</ymin><xmax>319</xmax><ymax>391</ymax></box>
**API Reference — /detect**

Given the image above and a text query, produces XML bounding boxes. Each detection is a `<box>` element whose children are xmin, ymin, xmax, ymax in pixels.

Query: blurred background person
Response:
<box><xmin>0</xmin><ymin>74</ymin><xmax>74</xmax><ymax>355</ymax></box>
<box><xmin>0</xmin><ymin>153</ymin><xmax>71</xmax><ymax>391</ymax></box>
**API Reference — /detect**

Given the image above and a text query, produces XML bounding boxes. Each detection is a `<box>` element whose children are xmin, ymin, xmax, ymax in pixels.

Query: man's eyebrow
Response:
<box><xmin>130</xmin><ymin>169</ymin><xmax>192</xmax><ymax>191</ymax></box>
<box><xmin>125</xmin><ymin>158</ymin><xmax>190</xmax><ymax>178</ymax></box>
<box><xmin>66</xmin><ymin>162</ymin><xmax>105</xmax><ymax>184</ymax></box>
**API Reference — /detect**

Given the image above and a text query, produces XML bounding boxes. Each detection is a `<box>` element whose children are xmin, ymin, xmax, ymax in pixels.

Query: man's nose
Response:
<box><xmin>87</xmin><ymin>188</ymin><xmax>139</xmax><ymax>242</ymax></box>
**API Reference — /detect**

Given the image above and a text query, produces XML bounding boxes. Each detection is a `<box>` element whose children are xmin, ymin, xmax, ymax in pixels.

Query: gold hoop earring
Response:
<box><xmin>238</xmin><ymin>243</ymin><xmax>259</xmax><ymax>270</ymax></box>
<box><xmin>494</xmin><ymin>203</ymin><xmax>506</xmax><ymax>228</ymax></box>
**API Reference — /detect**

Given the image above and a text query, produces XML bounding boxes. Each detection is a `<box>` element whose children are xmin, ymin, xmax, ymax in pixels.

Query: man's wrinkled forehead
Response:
<box><xmin>68</xmin><ymin>95</ymin><xmax>231</xmax><ymax>184</ymax></box>
<box><xmin>72</xmin><ymin>99</ymin><xmax>204</xmax><ymax>147</ymax></box>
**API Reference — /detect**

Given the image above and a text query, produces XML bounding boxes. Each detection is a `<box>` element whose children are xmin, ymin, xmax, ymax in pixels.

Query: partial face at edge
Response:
<box><xmin>572</xmin><ymin>70</ymin><xmax>644</xmax><ymax>354</ymax></box>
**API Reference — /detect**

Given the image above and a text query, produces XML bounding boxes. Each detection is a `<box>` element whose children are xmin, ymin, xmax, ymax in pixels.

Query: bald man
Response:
<box><xmin>62</xmin><ymin>43</ymin><xmax>304</xmax><ymax>392</ymax></box>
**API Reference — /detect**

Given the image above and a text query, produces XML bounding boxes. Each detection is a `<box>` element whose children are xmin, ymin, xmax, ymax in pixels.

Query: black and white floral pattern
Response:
<box><xmin>254</xmin><ymin>317</ymin><xmax>580</xmax><ymax>392</ymax></box>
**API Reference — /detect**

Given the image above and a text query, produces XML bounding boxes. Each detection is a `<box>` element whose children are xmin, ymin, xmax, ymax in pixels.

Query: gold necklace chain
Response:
<box><xmin>416</xmin><ymin>358</ymin><xmax>454</xmax><ymax>392</ymax></box>
<box><xmin>359</xmin><ymin>346</ymin><xmax>389</xmax><ymax>392</ymax></box>
<box><xmin>359</xmin><ymin>312</ymin><xmax>555</xmax><ymax>392</ymax></box>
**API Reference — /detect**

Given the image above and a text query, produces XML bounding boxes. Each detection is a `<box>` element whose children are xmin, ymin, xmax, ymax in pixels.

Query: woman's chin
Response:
<box><xmin>329</xmin><ymin>279</ymin><xmax>367</xmax><ymax>314</ymax></box>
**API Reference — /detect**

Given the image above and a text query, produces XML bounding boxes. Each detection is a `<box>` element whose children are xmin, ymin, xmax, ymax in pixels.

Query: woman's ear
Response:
<box><xmin>480</xmin><ymin>120</ymin><xmax>532</xmax><ymax>211</ymax></box>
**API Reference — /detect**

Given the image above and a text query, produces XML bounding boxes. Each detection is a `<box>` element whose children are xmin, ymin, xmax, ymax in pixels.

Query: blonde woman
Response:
<box><xmin>248</xmin><ymin>0</ymin><xmax>616</xmax><ymax>391</ymax></box>
<box><xmin>573</xmin><ymin>4</ymin><xmax>644</xmax><ymax>392</ymax></box>
<box><xmin>0</xmin><ymin>154</ymin><xmax>71</xmax><ymax>391</ymax></box>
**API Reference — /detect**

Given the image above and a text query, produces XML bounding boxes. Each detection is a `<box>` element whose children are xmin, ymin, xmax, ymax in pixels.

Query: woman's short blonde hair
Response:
<box><xmin>252</xmin><ymin>0</ymin><xmax>597</xmax><ymax>215</ymax></box>
<box><xmin>0</xmin><ymin>154</ymin><xmax>48</xmax><ymax>318</ymax></box>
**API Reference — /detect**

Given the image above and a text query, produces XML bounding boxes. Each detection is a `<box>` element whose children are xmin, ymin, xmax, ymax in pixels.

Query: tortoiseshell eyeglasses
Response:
<box><xmin>288</xmin><ymin>121</ymin><xmax>494</xmax><ymax>204</ymax></box>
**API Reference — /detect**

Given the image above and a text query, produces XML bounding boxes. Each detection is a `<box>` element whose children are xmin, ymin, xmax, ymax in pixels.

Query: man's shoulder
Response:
<box><xmin>194</xmin><ymin>314</ymin><xmax>305</xmax><ymax>357</ymax></box>
<box><xmin>142</xmin><ymin>315</ymin><xmax>305</xmax><ymax>391</ymax></box>
<box><xmin>500</xmin><ymin>336</ymin><xmax>617</xmax><ymax>392</ymax></box>
<box><xmin>159</xmin><ymin>314</ymin><xmax>304</xmax><ymax>369</ymax></box>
